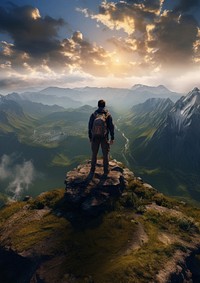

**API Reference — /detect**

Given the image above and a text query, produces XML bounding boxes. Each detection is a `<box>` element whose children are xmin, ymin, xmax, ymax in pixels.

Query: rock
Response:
<box><xmin>64</xmin><ymin>159</ymin><xmax>133</xmax><ymax>216</ymax></box>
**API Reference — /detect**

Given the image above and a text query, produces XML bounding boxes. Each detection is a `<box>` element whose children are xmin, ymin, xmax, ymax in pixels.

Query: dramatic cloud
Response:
<box><xmin>61</xmin><ymin>31</ymin><xmax>114</xmax><ymax>76</ymax></box>
<box><xmin>0</xmin><ymin>154</ymin><xmax>35</xmax><ymax>199</ymax></box>
<box><xmin>149</xmin><ymin>12</ymin><xmax>199</xmax><ymax>69</ymax></box>
<box><xmin>84</xmin><ymin>0</ymin><xmax>200</xmax><ymax>76</ymax></box>
<box><xmin>0</xmin><ymin>3</ymin><xmax>122</xmax><ymax>92</ymax></box>
<box><xmin>0</xmin><ymin>1</ymin><xmax>199</xmax><ymax>92</ymax></box>
<box><xmin>0</xmin><ymin>4</ymin><xmax>64</xmax><ymax>56</ymax></box>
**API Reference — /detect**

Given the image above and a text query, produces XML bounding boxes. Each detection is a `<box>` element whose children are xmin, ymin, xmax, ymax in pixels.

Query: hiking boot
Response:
<box><xmin>87</xmin><ymin>170</ymin><xmax>94</xmax><ymax>180</ymax></box>
<box><xmin>103</xmin><ymin>170</ymin><xmax>109</xmax><ymax>176</ymax></box>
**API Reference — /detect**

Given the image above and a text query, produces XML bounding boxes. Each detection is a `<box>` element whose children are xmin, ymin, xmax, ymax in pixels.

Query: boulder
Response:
<box><xmin>64</xmin><ymin>159</ymin><xmax>134</xmax><ymax>215</ymax></box>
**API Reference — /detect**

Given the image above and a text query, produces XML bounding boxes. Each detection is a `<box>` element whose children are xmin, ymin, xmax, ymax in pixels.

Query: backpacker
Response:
<box><xmin>92</xmin><ymin>112</ymin><xmax>108</xmax><ymax>138</ymax></box>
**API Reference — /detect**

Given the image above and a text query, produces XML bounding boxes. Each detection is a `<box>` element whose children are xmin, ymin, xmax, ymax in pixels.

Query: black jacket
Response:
<box><xmin>88</xmin><ymin>107</ymin><xmax>114</xmax><ymax>140</ymax></box>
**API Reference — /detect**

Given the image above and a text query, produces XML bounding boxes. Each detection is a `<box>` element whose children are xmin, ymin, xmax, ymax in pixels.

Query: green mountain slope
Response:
<box><xmin>0</xmin><ymin>101</ymin><xmax>125</xmax><ymax>201</ymax></box>
<box><xmin>121</xmin><ymin>98</ymin><xmax>173</xmax><ymax>150</ymax></box>
<box><xmin>119</xmin><ymin>95</ymin><xmax>200</xmax><ymax>204</ymax></box>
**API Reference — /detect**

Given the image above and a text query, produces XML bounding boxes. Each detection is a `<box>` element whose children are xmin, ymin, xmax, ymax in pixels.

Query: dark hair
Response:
<box><xmin>98</xmin><ymin>99</ymin><xmax>106</xmax><ymax>108</ymax></box>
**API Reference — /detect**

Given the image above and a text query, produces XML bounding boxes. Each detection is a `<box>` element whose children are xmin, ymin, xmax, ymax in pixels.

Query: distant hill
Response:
<box><xmin>5</xmin><ymin>85</ymin><xmax>183</xmax><ymax>111</ymax></box>
<box><xmin>130</xmin><ymin>84</ymin><xmax>181</xmax><ymax>102</ymax></box>
<box><xmin>7</xmin><ymin>90</ymin><xmax>82</xmax><ymax>109</ymax></box>
<box><xmin>0</xmin><ymin>95</ymin><xmax>33</xmax><ymax>133</ymax></box>
<box><xmin>5</xmin><ymin>94</ymin><xmax>65</xmax><ymax>118</ymax></box>
<box><xmin>0</xmin><ymin>102</ymin><xmax>96</xmax><ymax>201</ymax></box>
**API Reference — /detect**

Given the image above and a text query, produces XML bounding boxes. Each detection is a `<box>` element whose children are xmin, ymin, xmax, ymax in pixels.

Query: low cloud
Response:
<box><xmin>0</xmin><ymin>155</ymin><xmax>11</xmax><ymax>179</ymax></box>
<box><xmin>0</xmin><ymin>154</ymin><xmax>35</xmax><ymax>199</ymax></box>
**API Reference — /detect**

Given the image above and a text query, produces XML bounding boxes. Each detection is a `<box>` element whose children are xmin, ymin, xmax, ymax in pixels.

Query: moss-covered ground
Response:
<box><xmin>0</xmin><ymin>180</ymin><xmax>200</xmax><ymax>283</ymax></box>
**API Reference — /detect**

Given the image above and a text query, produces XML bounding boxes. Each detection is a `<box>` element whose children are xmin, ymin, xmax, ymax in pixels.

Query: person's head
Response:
<box><xmin>98</xmin><ymin>99</ymin><xmax>106</xmax><ymax>108</ymax></box>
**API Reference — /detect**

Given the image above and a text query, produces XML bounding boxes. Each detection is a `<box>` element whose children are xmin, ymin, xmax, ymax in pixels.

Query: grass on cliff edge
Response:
<box><xmin>0</xmin><ymin>183</ymin><xmax>200</xmax><ymax>283</ymax></box>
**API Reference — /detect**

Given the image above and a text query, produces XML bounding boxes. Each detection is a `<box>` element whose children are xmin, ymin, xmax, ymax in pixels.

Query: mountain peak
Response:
<box><xmin>131</xmin><ymin>84</ymin><xmax>169</xmax><ymax>90</ymax></box>
<box><xmin>182</xmin><ymin>87</ymin><xmax>200</xmax><ymax>105</ymax></box>
<box><xmin>157</xmin><ymin>84</ymin><xmax>169</xmax><ymax>91</ymax></box>
<box><xmin>131</xmin><ymin>83</ymin><xmax>145</xmax><ymax>89</ymax></box>
<box><xmin>167</xmin><ymin>87</ymin><xmax>200</xmax><ymax>133</ymax></box>
<box><xmin>192</xmin><ymin>87</ymin><xmax>200</xmax><ymax>92</ymax></box>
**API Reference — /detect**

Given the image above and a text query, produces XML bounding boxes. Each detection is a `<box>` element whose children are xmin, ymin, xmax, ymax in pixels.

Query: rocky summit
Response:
<box><xmin>0</xmin><ymin>160</ymin><xmax>200</xmax><ymax>283</ymax></box>
<box><xmin>65</xmin><ymin>159</ymin><xmax>134</xmax><ymax>215</ymax></box>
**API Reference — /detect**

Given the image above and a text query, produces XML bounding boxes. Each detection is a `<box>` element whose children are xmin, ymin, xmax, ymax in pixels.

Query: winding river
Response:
<box><xmin>116</xmin><ymin>118</ymin><xmax>136</xmax><ymax>167</ymax></box>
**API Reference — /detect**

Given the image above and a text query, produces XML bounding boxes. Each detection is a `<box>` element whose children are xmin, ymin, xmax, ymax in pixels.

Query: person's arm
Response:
<box><xmin>88</xmin><ymin>113</ymin><xmax>94</xmax><ymax>141</ymax></box>
<box><xmin>107</xmin><ymin>114</ymin><xmax>114</xmax><ymax>142</ymax></box>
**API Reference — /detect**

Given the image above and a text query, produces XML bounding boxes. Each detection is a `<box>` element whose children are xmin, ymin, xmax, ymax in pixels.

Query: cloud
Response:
<box><xmin>0</xmin><ymin>154</ymin><xmax>35</xmax><ymax>199</ymax></box>
<box><xmin>83</xmin><ymin>0</ymin><xmax>200</xmax><ymax>76</ymax></box>
<box><xmin>148</xmin><ymin>12</ymin><xmax>199</xmax><ymax>69</ymax></box>
<box><xmin>92</xmin><ymin>0</ymin><xmax>163</xmax><ymax>35</ymax></box>
<box><xmin>0</xmin><ymin>155</ymin><xmax>12</xmax><ymax>179</ymax></box>
<box><xmin>0</xmin><ymin>1</ymin><xmax>199</xmax><ymax>92</ymax></box>
<box><xmin>0</xmin><ymin>3</ymin><xmax>119</xmax><ymax>87</ymax></box>
<box><xmin>0</xmin><ymin>3</ymin><xmax>64</xmax><ymax>57</ymax></box>
<box><xmin>8</xmin><ymin>160</ymin><xmax>35</xmax><ymax>199</ymax></box>
<box><xmin>0</xmin><ymin>4</ymin><xmax>67</xmax><ymax>74</ymax></box>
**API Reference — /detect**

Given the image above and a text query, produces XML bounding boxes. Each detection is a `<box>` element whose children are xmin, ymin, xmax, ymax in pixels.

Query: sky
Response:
<box><xmin>0</xmin><ymin>0</ymin><xmax>200</xmax><ymax>94</ymax></box>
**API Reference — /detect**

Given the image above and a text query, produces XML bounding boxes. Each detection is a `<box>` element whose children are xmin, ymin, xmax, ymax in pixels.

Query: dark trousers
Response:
<box><xmin>91</xmin><ymin>137</ymin><xmax>110</xmax><ymax>173</ymax></box>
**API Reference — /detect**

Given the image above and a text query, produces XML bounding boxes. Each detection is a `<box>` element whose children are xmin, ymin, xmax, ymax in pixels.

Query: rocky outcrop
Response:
<box><xmin>64</xmin><ymin>159</ymin><xmax>134</xmax><ymax>215</ymax></box>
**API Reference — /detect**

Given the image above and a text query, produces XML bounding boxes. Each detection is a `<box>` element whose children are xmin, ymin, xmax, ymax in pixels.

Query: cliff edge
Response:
<box><xmin>0</xmin><ymin>159</ymin><xmax>200</xmax><ymax>283</ymax></box>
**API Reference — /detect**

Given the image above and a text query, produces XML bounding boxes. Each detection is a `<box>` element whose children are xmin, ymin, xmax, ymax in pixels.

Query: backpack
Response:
<box><xmin>92</xmin><ymin>112</ymin><xmax>108</xmax><ymax>138</ymax></box>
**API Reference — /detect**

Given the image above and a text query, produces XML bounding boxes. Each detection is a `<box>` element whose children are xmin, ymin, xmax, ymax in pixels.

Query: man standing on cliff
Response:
<box><xmin>88</xmin><ymin>99</ymin><xmax>114</xmax><ymax>177</ymax></box>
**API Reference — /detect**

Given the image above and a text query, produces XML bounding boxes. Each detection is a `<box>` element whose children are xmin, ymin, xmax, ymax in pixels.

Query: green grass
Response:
<box><xmin>1</xmin><ymin>185</ymin><xmax>200</xmax><ymax>282</ymax></box>
<box><xmin>29</xmin><ymin>189</ymin><xmax>65</xmax><ymax>209</ymax></box>
<box><xmin>12</xmin><ymin>213</ymin><xmax>70</xmax><ymax>252</ymax></box>
<box><xmin>51</xmin><ymin>154</ymin><xmax>71</xmax><ymax>166</ymax></box>
<box><xmin>62</xmin><ymin>211</ymin><xmax>139</xmax><ymax>280</ymax></box>
<box><xmin>0</xmin><ymin>201</ymin><xmax>25</xmax><ymax>223</ymax></box>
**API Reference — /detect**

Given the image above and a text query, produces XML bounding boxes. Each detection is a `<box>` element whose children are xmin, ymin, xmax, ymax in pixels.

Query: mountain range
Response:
<box><xmin>1</xmin><ymin>84</ymin><xmax>200</xmax><ymax>205</ymax></box>
<box><xmin>1</xmin><ymin>85</ymin><xmax>200</xmax><ymax>283</ymax></box>
<box><xmin>145</xmin><ymin>87</ymin><xmax>200</xmax><ymax>171</ymax></box>
<box><xmin>121</xmin><ymin>87</ymin><xmax>200</xmax><ymax>203</ymax></box>
<box><xmin>5</xmin><ymin>84</ymin><xmax>182</xmax><ymax>110</ymax></box>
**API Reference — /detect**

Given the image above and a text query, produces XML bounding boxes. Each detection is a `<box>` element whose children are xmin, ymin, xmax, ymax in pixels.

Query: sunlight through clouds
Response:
<box><xmin>0</xmin><ymin>0</ymin><xmax>199</xmax><ymax>92</ymax></box>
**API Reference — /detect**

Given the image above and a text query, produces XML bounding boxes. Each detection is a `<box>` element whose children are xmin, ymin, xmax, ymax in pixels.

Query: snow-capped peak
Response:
<box><xmin>184</xmin><ymin>86</ymin><xmax>200</xmax><ymax>99</ymax></box>
<box><xmin>169</xmin><ymin>87</ymin><xmax>200</xmax><ymax>131</ymax></box>
<box><xmin>131</xmin><ymin>84</ymin><xmax>145</xmax><ymax>90</ymax></box>
<box><xmin>181</xmin><ymin>87</ymin><xmax>200</xmax><ymax>110</ymax></box>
